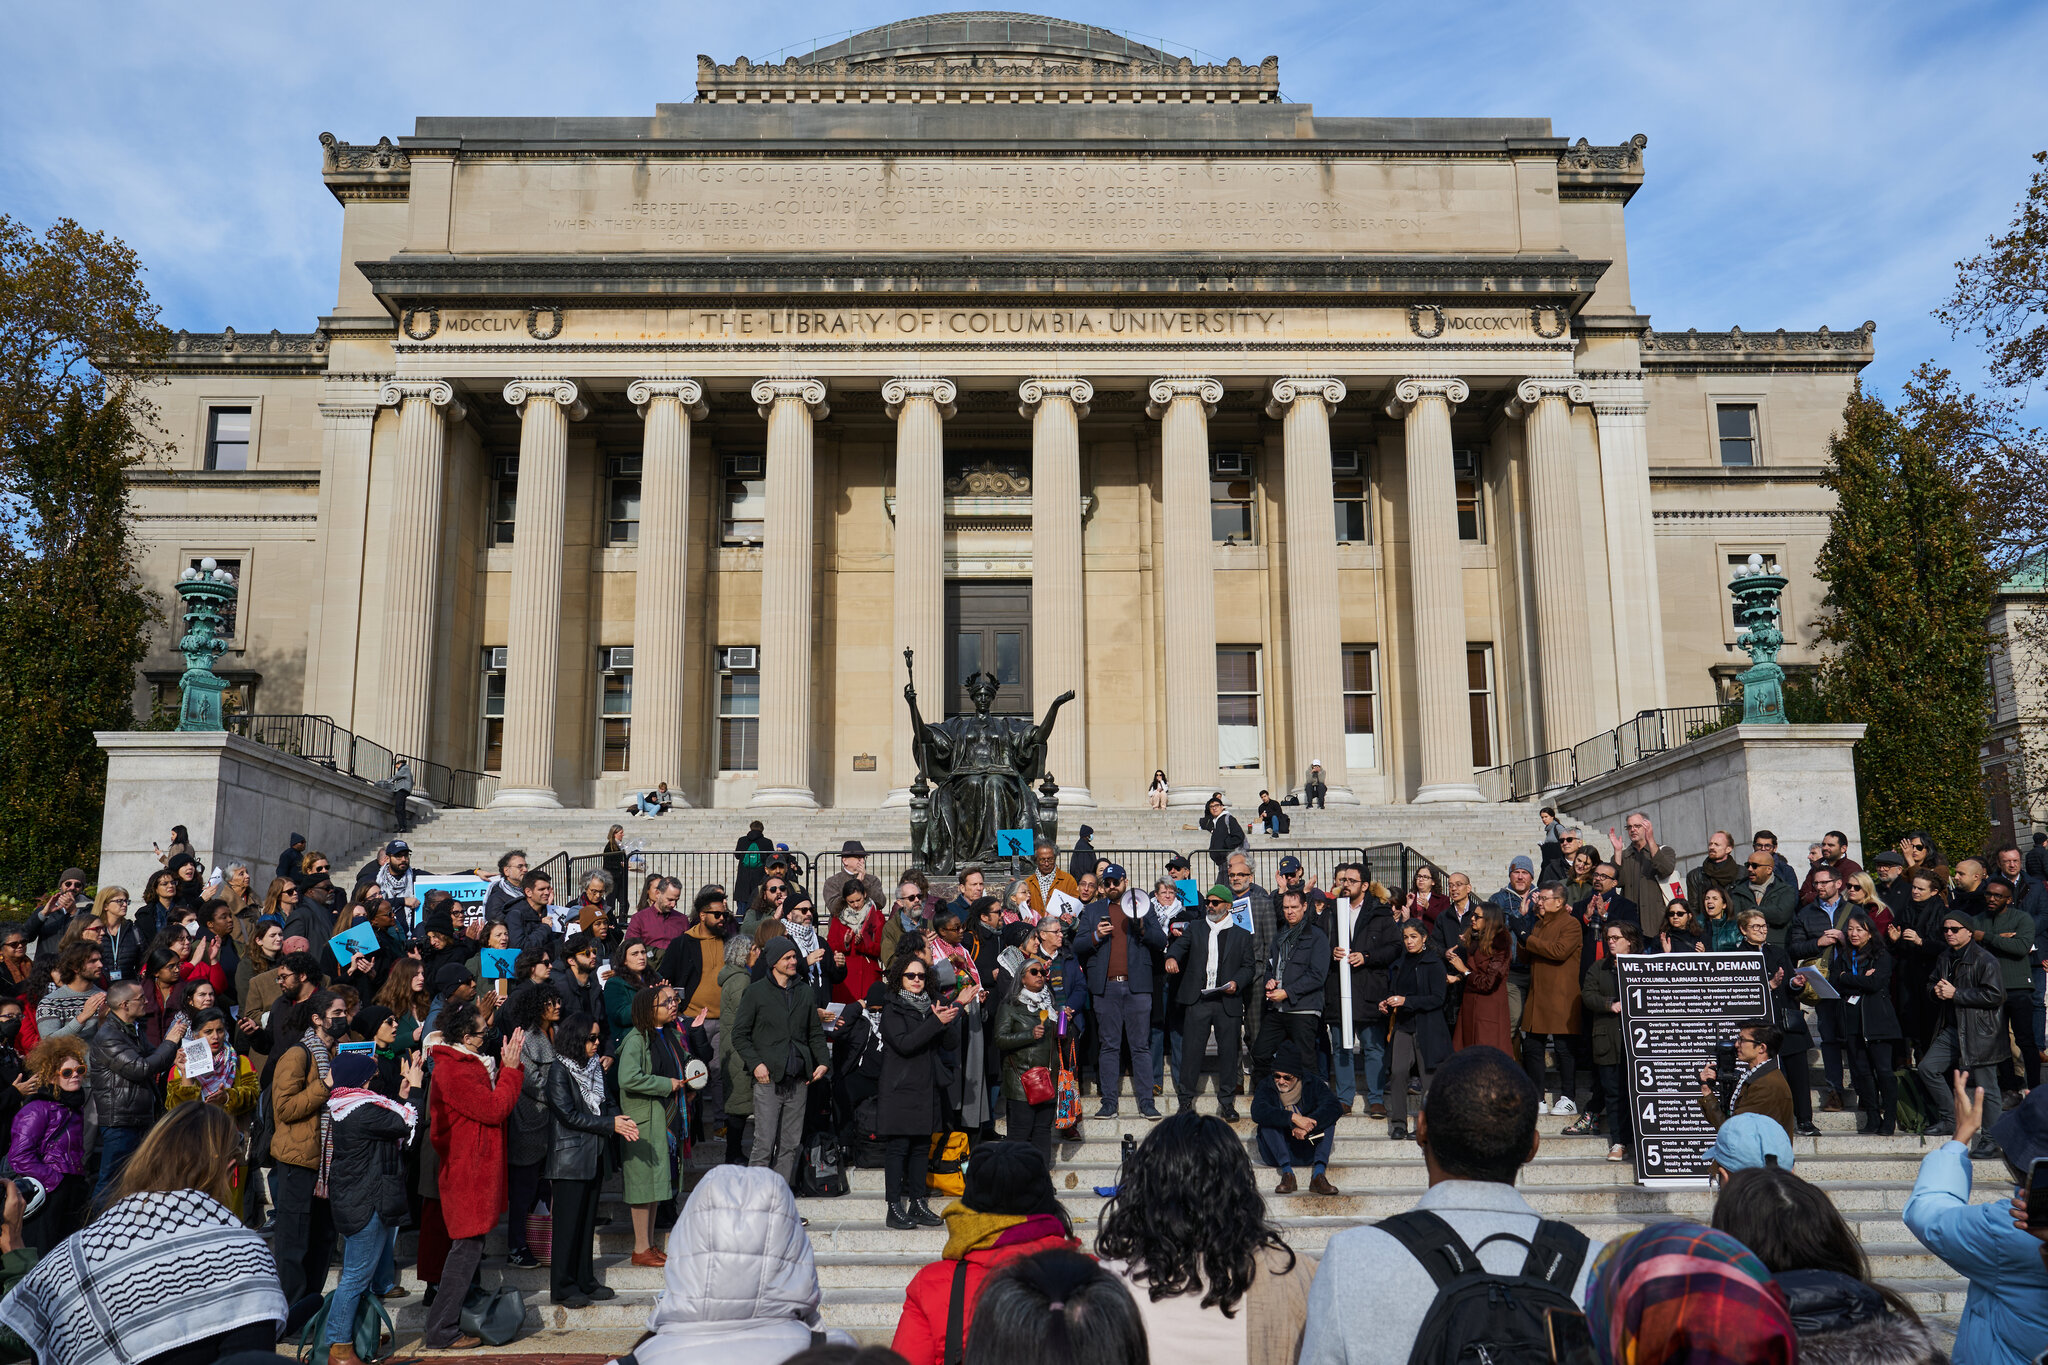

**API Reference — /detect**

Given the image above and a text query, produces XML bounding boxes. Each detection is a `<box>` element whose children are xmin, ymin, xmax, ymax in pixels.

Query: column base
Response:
<box><xmin>1166</xmin><ymin>784</ymin><xmax>1217</xmax><ymax>809</ymax></box>
<box><xmin>489</xmin><ymin>786</ymin><xmax>562</xmax><ymax>810</ymax></box>
<box><xmin>1051</xmin><ymin>784</ymin><xmax>1094</xmax><ymax>809</ymax></box>
<box><xmin>881</xmin><ymin>787</ymin><xmax>913</xmax><ymax>809</ymax></box>
<box><xmin>1294</xmin><ymin>786</ymin><xmax>1361</xmax><ymax>807</ymax></box>
<box><xmin>749</xmin><ymin>786</ymin><xmax>820</xmax><ymax>810</ymax></box>
<box><xmin>1412</xmin><ymin>782</ymin><xmax>1485</xmax><ymax>805</ymax></box>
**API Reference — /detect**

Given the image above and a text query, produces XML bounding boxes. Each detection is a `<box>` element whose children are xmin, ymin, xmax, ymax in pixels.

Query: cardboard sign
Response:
<box><xmin>1617</xmin><ymin>951</ymin><xmax>1771</xmax><ymax>1186</ymax></box>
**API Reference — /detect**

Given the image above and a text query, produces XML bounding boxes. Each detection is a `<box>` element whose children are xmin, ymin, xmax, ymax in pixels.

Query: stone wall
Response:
<box><xmin>95</xmin><ymin>731</ymin><xmax>395</xmax><ymax>894</ymax></box>
<box><xmin>1556</xmin><ymin>723</ymin><xmax>1868</xmax><ymax>874</ymax></box>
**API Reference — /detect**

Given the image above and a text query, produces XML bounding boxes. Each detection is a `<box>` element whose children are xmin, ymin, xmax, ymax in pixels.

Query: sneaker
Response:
<box><xmin>1551</xmin><ymin>1098</ymin><xmax>1577</xmax><ymax>1116</ymax></box>
<box><xmin>1796</xmin><ymin>1121</ymin><xmax>1821</xmax><ymax>1137</ymax></box>
<box><xmin>1606</xmin><ymin>1144</ymin><xmax>1629</xmax><ymax>1163</ymax></box>
<box><xmin>1923</xmin><ymin>1121</ymin><xmax>1955</xmax><ymax>1137</ymax></box>
<box><xmin>1139</xmin><ymin>1108</ymin><xmax>1163</xmax><ymax>1122</ymax></box>
<box><xmin>1217</xmin><ymin>1107</ymin><xmax>1241</xmax><ymax>1123</ymax></box>
<box><xmin>1094</xmin><ymin>1105</ymin><xmax>1119</xmax><ymax>1119</ymax></box>
<box><xmin>1536</xmin><ymin>1101</ymin><xmax>1551</xmax><ymax>1116</ymax></box>
<box><xmin>506</xmin><ymin>1248</ymin><xmax>539</xmax><ymax>1268</ymax></box>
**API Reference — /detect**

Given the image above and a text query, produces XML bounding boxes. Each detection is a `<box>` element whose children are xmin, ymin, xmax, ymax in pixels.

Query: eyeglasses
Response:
<box><xmin>60</xmin><ymin>881</ymin><xmax>83</xmax><ymax>890</ymax></box>
<box><xmin>57</xmin><ymin>1067</ymin><xmax>84</xmax><ymax>1079</ymax></box>
<box><xmin>108</xmin><ymin>897</ymin><xmax>129</xmax><ymax>905</ymax></box>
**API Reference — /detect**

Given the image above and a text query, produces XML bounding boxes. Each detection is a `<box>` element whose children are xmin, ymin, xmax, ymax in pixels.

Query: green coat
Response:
<box><xmin>604</xmin><ymin>975</ymin><xmax>640</xmax><ymax>1036</ymax></box>
<box><xmin>615</xmin><ymin>1028</ymin><xmax>675</xmax><ymax>1205</ymax></box>
<box><xmin>730</xmin><ymin>974</ymin><xmax>830</xmax><ymax>1083</ymax></box>
<box><xmin>993</xmin><ymin>994</ymin><xmax>1055</xmax><ymax>1103</ymax></box>
<box><xmin>717</xmin><ymin>958</ymin><xmax>756</xmax><ymax>1118</ymax></box>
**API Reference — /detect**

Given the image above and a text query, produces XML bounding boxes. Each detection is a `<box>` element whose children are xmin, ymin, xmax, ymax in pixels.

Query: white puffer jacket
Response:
<box><xmin>635</xmin><ymin>1165</ymin><xmax>856</xmax><ymax>1365</ymax></box>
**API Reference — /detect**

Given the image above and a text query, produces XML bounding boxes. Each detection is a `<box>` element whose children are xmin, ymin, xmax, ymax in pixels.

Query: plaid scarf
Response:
<box><xmin>301</xmin><ymin>1029</ymin><xmax>334</xmax><ymax>1198</ymax></box>
<box><xmin>1586</xmin><ymin>1222</ymin><xmax>1795</xmax><ymax>1365</ymax></box>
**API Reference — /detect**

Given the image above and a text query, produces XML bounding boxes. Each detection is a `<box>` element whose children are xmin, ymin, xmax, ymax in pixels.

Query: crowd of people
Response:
<box><xmin>0</xmin><ymin>809</ymin><xmax>2044</xmax><ymax>1365</ymax></box>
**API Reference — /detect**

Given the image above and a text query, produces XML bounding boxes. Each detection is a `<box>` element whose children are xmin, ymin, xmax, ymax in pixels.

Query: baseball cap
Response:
<box><xmin>1102</xmin><ymin>863</ymin><xmax>1127</xmax><ymax>883</ymax></box>
<box><xmin>1706</xmin><ymin>1113</ymin><xmax>1796</xmax><ymax>1173</ymax></box>
<box><xmin>1166</xmin><ymin>855</ymin><xmax>1191</xmax><ymax>871</ymax></box>
<box><xmin>385</xmin><ymin>839</ymin><xmax>410</xmax><ymax>856</ymax></box>
<box><xmin>1278</xmin><ymin>856</ymin><xmax>1303</xmax><ymax>875</ymax></box>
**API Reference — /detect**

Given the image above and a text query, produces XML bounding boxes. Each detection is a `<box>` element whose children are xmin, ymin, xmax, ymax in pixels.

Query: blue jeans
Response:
<box><xmin>1256</xmin><ymin>1122</ymin><xmax>1334</xmax><ymax>1176</ymax></box>
<box><xmin>1355</xmin><ymin>1023</ymin><xmax>1388</xmax><ymax>1106</ymax></box>
<box><xmin>1095</xmin><ymin>981</ymin><xmax>1155</xmax><ymax>1114</ymax></box>
<box><xmin>1324</xmin><ymin>1022</ymin><xmax>1357</xmax><ymax>1107</ymax></box>
<box><xmin>634</xmin><ymin>795</ymin><xmax>660</xmax><ymax>816</ymax></box>
<box><xmin>95</xmin><ymin>1125</ymin><xmax>146</xmax><ymax>1199</ymax></box>
<box><xmin>328</xmin><ymin>1214</ymin><xmax>391</xmax><ymax>1345</ymax></box>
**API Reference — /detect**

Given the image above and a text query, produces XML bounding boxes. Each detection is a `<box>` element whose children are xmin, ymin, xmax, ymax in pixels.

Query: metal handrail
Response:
<box><xmin>1475</xmin><ymin>704</ymin><xmax>1741</xmax><ymax>801</ymax></box>
<box><xmin>224</xmin><ymin>714</ymin><xmax>490</xmax><ymax>809</ymax></box>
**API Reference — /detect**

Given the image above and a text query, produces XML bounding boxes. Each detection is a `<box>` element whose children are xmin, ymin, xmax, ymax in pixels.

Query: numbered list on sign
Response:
<box><xmin>1615</xmin><ymin>952</ymin><xmax>1770</xmax><ymax>1185</ymax></box>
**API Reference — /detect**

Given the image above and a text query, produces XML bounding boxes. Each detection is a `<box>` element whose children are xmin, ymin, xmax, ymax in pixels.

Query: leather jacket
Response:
<box><xmin>1929</xmin><ymin>942</ymin><xmax>2006</xmax><ymax>1069</ymax></box>
<box><xmin>89</xmin><ymin>1015</ymin><xmax>179</xmax><ymax>1130</ymax></box>
<box><xmin>544</xmin><ymin>1054</ymin><xmax>621</xmax><ymax>1183</ymax></box>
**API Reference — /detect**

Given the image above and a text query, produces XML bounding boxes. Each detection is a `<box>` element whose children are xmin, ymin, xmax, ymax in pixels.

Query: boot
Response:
<box><xmin>327</xmin><ymin>1347</ymin><xmax>366</xmax><ymax>1365</ymax></box>
<box><xmin>908</xmin><ymin>1198</ymin><xmax>944</xmax><ymax>1228</ymax></box>
<box><xmin>886</xmin><ymin>1198</ymin><xmax>917</xmax><ymax>1230</ymax></box>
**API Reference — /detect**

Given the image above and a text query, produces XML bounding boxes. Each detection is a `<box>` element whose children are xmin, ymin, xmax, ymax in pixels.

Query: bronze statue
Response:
<box><xmin>902</xmin><ymin>648</ymin><xmax>1072</xmax><ymax>874</ymax></box>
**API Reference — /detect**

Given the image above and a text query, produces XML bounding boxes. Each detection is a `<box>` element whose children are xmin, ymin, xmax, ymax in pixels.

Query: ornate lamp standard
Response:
<box><xmin>1729</xmin><ymin>553</ymin><xmax>1789</xmax><ymax>725</ymax></box>
<box><xmin>173</xmin><ymin>558</ymin><xmax>238</xmax><ymax>731</ymax></box>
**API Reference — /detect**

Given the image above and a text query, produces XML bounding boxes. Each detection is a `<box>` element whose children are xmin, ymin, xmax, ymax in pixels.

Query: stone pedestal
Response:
<box><xmin>1558</xmin><ymin>723</ymin><xmax>1871</xmax><ymax>870</ymax></box>
<box><xmin>94</xmin><ymin>731</ymin><xmax>395</xmax><ymax>897</ymax></box>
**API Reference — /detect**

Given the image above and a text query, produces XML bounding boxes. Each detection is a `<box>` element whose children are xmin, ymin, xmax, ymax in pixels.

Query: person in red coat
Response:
<box><xmin>420</xmin><ymin>1000</ymin><xmax>526</xmax><ymax>1350</ymax></box>
<box><xmin>891</xmin><ymin>1142</ymin><xmax>1081</xmax><ymax>1365</ymax></box>
<box><xmin>830</xmin><ymin>883</ymin><xmax>887</xmax><ymax>1007</ymax></box>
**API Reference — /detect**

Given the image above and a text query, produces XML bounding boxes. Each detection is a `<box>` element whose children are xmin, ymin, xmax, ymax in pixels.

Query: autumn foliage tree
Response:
<box><xmin>0</xmin><ymin>216</ymin><xmax>166</xmax><ymax>897</ymax></box>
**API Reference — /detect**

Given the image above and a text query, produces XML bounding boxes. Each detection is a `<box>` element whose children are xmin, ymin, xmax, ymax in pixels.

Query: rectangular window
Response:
<box><xmin>491</xmin><ymin>456</ymin><xmax>518</xmax><ymax>545</ymax></box>
<box><xmin>1454</xmin><ymin>449</ymin><xmax>1484</xmax><ymax>542</ymax></box>
<box><xmin>1217</xmin><ymin>646</ymin><xmax>1262</xmax><ymax>769</ymax></box>
<box><xmin>1333</xmin><ymin>476</ymin><xmax>1370</xmax><ymax>544</ymax></box>
<box><xmin>1468</xmin><ymin>647</ymin><xmax>1497</xmax><ymax>768</ymax></box>
<box><xmin>1342</xmin><ymin>645</ymin><xmax>1379</xmax><ymax>771</ymax></box>
<box><xmin>719</xmin><ymin>655</ymin><xmax>760</xmax><ymax>771</ymax></box>
<box><xmin>723</xmin><ymin>455</ymin><xmax>766</xmax><ymax>545</ymax></box>
<box><xmin>480</xmin><ymin>649</ymin><xmax>507</xmax><ymax>771</ymax></box>
<box><xmin>1717</xmin><ymin>404</ymin><xmax>1758</xmax><ymax>466</ymax></box>
<box><xmin>599</xmin><ymin>650</ymin><xmax>632</xmax><ymax>773</ymax></box>
<box><xmin>205</xmin><ymin>408</ymin><xmax>251</xmax><ymax>471</ymax></box>
<box><xmin>606</xmin><ymin>455</ymin><xmax>641</xmax><ymax>545</ymax></box>
<box><xmin>1211</xmin><ymin>475</ymin><xmax>1255</xmax><ymax>544</ymax></box>
<box><xmin>187</xmin><ymin>557</ymin><xmax>242</xmax><ymax>640</ymax></box>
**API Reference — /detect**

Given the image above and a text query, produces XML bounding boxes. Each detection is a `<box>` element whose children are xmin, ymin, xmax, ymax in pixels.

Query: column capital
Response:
<box><xmin>377</xmin><ymin>380</ymin><xmax>467</xmax><ymax>423</ymax></box>
<box><xmin>882</xmin><ymin>377</ymin><xmax>957</xmax><ymax>420</ymax></box>
<box><xmin>1018</xmin><ymin>377</ymin><xmax>1094</xmax><ymax>420</ymax></box>
<box><xmin>752</xmin><ymin>377</ymin><xmax>829</xmax><ymax>420</ymax></box>
<box><xmin>1505</xmin><ymin>377</ymin><xmax>1591</xmax><ymax>419</ymax></box>
<box><xmin>1383</xmin><ymin>377</ymin><xmax>1469</xmax><ymax>420</ymax></box>
<box><xmin>502</xmin><ymin>378</ymin><xmax>587</xmax><ymax>421</ymax></box>
<box><xmin>1146</xmin><ymin>376</ymin><xmax>1222</xmax><ymax>420</ymax></box>
<box><xmin>627</xmin><ymin>378</ymin><xmax>708</xmax><ymax>420</ymax></box>
<box><xmin>1265</xmin><ymin>376</ymin><xmax>1346</xmax><ymax>419</ymax></box>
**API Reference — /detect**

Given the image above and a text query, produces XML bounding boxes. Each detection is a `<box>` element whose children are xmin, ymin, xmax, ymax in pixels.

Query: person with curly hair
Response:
<box><xmin>7</xmin><ymin>1035</ymin><xmax>91</xmax><ymax>1251</ymax></box>
<box><xmin>1096</xmin><ymin>1112</ymin><xmax>1313</xmax><ymax>1365</ymax></box>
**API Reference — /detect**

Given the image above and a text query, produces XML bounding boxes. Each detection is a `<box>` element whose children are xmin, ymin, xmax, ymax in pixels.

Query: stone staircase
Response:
<box><xmin>356</xmin><ymin>1093</ymin><xmax>1981</xmax><ymax>1354</ymax></box>
<box><xmin>340</xmin><ymin>803</ymin><xmax>1549</xmax><ymax>893</ymax></box>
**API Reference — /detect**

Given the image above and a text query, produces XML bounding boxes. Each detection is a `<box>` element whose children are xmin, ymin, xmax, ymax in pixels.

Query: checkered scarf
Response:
<box><xmin>301</xmin><ymin>1028</ymin><xmax>334</xmax><ymax>1198</ymax></box>
<box><xmin>1585</xmin><ymin>1222</ymin><xmax>1795</xmax><ymax>1365</ymax></box>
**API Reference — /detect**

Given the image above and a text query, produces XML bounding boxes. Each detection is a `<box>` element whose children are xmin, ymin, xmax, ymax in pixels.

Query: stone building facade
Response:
<box><xmin>128</xmin><ymin>13</ymin><xmax>1875</xmax><ymax>811</ymax></box>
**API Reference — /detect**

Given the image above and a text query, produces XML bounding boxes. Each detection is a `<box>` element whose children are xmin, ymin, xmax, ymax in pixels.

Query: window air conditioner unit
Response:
<box><xmin>726</xmin><ymin>453</ymin><xmax>766</xmax><ymax>479</ymax></box>
<box><xmin>1452</xmin><ymin>448</ymin><xmax>1480</xmax><ymax>478</ymax></box>
<box><xmin>1331</xmin><ymin>448</ymin><xmax>1362</xmax><ymax>476</ymax></box>
<box><xmin>604</xmin><ymin>647</ymin><xmax>634</xmax><ymax>670</ymax></box>
<box><xmin>721</xmin><ymin>646</ymin><xmax>759</xmax><ymax>670</ymax></box>
<box><xmin>1211</xmin><ymin>451</ymin><xmax>1251</xmax><ymax>477</ymax></box>
<box><xmin>486</xmin><ymin>647</ymin><xmax>508</xmax><ymax>670</ymax></box>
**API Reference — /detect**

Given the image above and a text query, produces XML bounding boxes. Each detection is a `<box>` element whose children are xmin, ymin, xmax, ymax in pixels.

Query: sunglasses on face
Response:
<box><xmin>1</xmin><ymin>942</ymin><xmax>22</xmax><ymax>951</ymax></box>
<box><xmin>58</xmin><ymin>1067</ymin><xmax>84</xmax><ymax>1078</ymax></box>
<box><xmin>61</xmin><ymin>881</ymin><xmax>83</xmax><ymax>890</ymax></box>
<box><xmin>901</xmin><ymin>971</ymin><xmax>927</xmax><ymax>982</ymax></box>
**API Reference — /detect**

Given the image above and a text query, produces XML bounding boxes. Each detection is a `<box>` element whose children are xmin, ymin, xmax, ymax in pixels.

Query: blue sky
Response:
<box><xmin>4</xmin><ymin>0</ymin><xmax>2043</xmax><ymax>409</ymax></box>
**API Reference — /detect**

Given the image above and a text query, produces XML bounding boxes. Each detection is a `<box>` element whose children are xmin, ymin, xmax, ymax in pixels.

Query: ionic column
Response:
<box><xmin>750</xmin><ymin>378</ymin><xmax>828</xmax><ymax>808</ymax></box>
<box><xmin>1268</xmin><ymin>378</ymin><xmax>1357</xmax><ymax>805</ymax></box>
<box><xmin>374</xmin><ymin>381</ymin><xmax>466</xmax><ymax>762</ymax></box>
<box><xmin>490</xmin><ymin>378</ymin><xmax>584</xmax><ymax>809</ymax></box>
<box><xmin>884</xmin><ymin>378</ymin><xmax>956</xmax><ymax>806</ymax></box>
<box><xmin>1508</xmin><ymin>378</ymin><xmax>1597</xmax><ymax>749</ymax></box>
<box><xmin>1385</xmin><ymin>378</ymin><xmax>1482</xmax><ymax>804</ymax></box>
<box><xmin>1149</xmin><ymin>377</ymin><xmax>1224</xmax><ymax>806</ymax></box>
<box><xmin>1592</xmin><ymin>391</ymin><xmax>1669</xmax><ymax>709</ymax></box>
<box><xmin>1020</xmin><ymin>378</ymin><xmax>1094</xmax><ymax>806</ymax></box>
<box><xmin>627</xmin><ymin>379</ymin><xmax>707</xmax><ymax>797</ymax></box>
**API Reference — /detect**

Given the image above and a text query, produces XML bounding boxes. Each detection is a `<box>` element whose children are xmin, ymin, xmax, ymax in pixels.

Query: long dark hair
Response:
<box><xmin>966</xmin><ymin>1249</ymin><xmax>1148</xmax><ymax>1365</ymax></box>
<box><xmin>1094</xmin><ymin>1112</ymin><xmax>1293</xmax><ymax>1316</ymax></box>
<box><xmin>1711</xmin><ymin>1164</ymin><xmax>1919</xmax><ymax>1321</ymax></box>
<box><xmin>1835</xmin><ymin>910</ymin><xmax>1889</xmax><ymax>964</ymax></box>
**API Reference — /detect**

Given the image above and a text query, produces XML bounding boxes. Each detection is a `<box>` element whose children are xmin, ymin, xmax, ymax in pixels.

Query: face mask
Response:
<box><xmin>0</xmin><ymin>1017</ymin><xmax>20</xmax><ymax>1039</ymax></box>
<box><xmin>183</xmin><ymin>920</ymin><xmax>201</xmax><ymax>935</ymax></box>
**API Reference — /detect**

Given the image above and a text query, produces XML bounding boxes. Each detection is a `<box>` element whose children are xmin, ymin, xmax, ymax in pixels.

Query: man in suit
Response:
<box><xmin>1165</xmin><ymin>883</ymin><xmax>1255</xmax><ymax>1120</ymax></box>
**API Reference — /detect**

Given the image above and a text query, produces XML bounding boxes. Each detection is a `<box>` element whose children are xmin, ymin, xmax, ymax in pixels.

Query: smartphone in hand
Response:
<box><xmin>2027</xmin><ymin>1157</ymin><xmax>2048</xmax><ymax>1232</ymax></box>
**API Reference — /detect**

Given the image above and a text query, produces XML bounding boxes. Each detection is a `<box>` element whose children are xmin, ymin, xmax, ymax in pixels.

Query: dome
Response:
<box><xmin>791</xmin><ymin>13</ymin><xmax>1175</xmax><ymax>68</ymax></box>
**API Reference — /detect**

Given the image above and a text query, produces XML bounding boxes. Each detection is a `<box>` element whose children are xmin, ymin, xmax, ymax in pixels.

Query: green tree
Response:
<box><xmin>0</xmin><ymin>216</ymin><xmax>165</xmax><ymax>896</ymax></box>
<box><xmin>1813</xmin><ymin>371</ymin><xmax>1997</xmax><ymax>857</ymax></box>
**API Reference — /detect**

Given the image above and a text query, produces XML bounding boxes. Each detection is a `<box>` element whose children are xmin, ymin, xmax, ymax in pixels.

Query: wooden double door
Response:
<box><xmin>944</xmin><ymin>582</ymin><xmax>1031</xmax><ymax>717</ymax></box>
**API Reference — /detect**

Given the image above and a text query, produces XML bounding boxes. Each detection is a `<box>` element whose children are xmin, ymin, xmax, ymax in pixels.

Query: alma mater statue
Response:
<box><xmin>902</xmin><ymin>648</ymin><xmax>1073</xmax><ymax>874</ymax></box>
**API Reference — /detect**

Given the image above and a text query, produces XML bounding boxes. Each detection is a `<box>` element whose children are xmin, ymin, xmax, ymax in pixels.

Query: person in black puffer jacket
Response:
<box><xmin>546</xmin><ymin>1010</ymin><xmax>639</xmax><ymax>1308</ymax></box>
<box><xmin>324</xmin><ymin>1051</ymin><xmax>420</xmax><ymax>1362</ymax></box>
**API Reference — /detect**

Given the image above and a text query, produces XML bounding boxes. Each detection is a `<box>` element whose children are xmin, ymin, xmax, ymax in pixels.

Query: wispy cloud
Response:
<box><xmin>4</xmin><ymin>0</ymin><xmax>2041</xmax><ymax>407</ymax></box>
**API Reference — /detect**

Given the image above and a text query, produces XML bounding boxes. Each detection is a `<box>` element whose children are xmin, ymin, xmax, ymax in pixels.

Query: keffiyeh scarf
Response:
<box><xmin>179</xmin><ymin>1039</ymin><xmax>237</xmax><ymax>1102</ymax></box>
<box><xmin>567</xmin><ymin>1052</ymin><xmax>607</xmax><ymax>1114</ymax></box>
<box><xmin>0</xmin><ymin>1188</ymin><xmax>285</xmax><ymax>1365</ymax></box>
<box><xmin>1585</xmin><ymin>1222</ymin><xmax>1796</xmax><ymax>1365</ymax></box>
<box><xmin>787</xmin><ymin>918</ymin><xmax>825</xmax><ymax>987</ymax></box>
<box><xmin>302</xmin><ymin>1028</ymin><xmax>334</xmax><ymax>1197</ymax></box>
<box><xmin>328</xmin><ymin>1084</ymin><xmax>418</xmax><ymax>1141</ymax></box>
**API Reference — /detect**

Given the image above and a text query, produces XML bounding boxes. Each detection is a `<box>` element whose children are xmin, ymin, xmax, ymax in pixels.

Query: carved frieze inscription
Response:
<box><xmin>448</xmin><ymin>158</ymin><xmax>1523</xmax><ymax>254</ymax></box>
<box><xmin>406</xmin><ymin>306</ymin><xmax>1566</xmax><ymax>347</ymax></box>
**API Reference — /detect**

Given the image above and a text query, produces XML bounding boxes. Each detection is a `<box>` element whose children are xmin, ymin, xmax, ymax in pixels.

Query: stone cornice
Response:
<box><xmin>1640</xmin><ymin>322</ymin><xmax>1875</xmax><ymax>373</ymax></box>
<box><xmin>695</xmin><ymin>52</ymin><xmax>1280</xmax><ymax>105</ymax></box>
<box><xmin>320</xmin><ymin>133</ymin><xmax>412</xmax><ymax>203</ymax></box>
<box><xmin>1555</xmin><ymin>135</ymin><xmax>1647</xmax><ymax>203</ymax></box>
<box><xmin>145</xmin><ymin>328</ymin><xmax>329</xmax><ymax>375</ymax></box>
<box><xmin>1649</xmin><ymin>465</ymin><xmax>1831</xmax><ymax>486</ymax></box>
<box><xmin>357</xmin><ymin>255</ymin><xmax>1610</xmax><ymax>308</ymax></box>
<box><xmin>126</xmin><ymin>469</ymin><xmax>321</xmax><ymax>489</ymax></box>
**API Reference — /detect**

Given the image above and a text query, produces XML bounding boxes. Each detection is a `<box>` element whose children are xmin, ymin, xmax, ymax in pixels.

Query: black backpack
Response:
<box><xmin>1378</xmin><ymin>1210</ymin><xmax>1595</xmax><ymax>1365</ymax></box>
